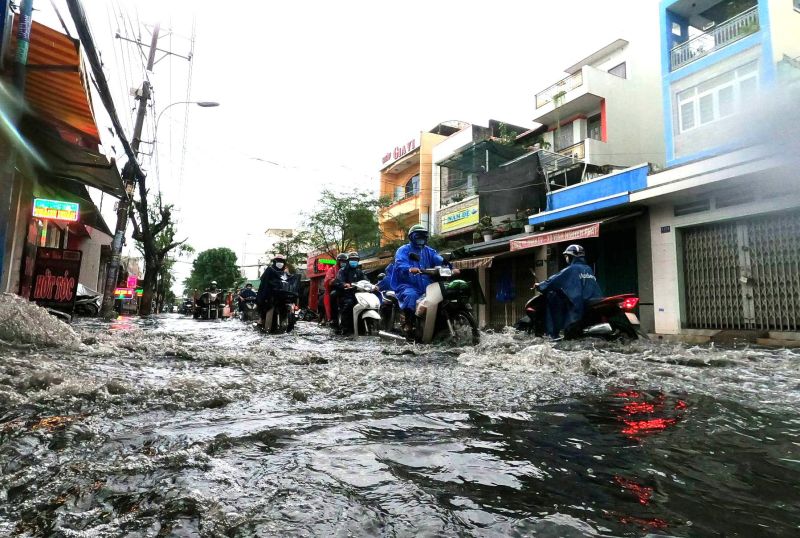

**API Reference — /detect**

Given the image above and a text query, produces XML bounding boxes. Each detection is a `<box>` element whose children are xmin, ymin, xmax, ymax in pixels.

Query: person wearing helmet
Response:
<box><xmin>535</xmin><ymin>243</ymin><xmax>603</xmax><ymax>338</ymax></box>
<box><xmin>323</xmin><ymin>253</ymin><xmax>349</xmax><ymax>328</ymax></box>
<box><xmin>333</xmin><ymin>251</ymin><xmax>370</xmax><ymax>334</ymax></box>
<box><xmin>256</xmin><ymin>254</ymin><xmax>288</xmax><ymax>324</ymax></box>
<box><xmin>207</xmin><ymin>280</ymin><xmax>219</xmax><ymax>292</ymax></box>
<box><xmin>237</xmin><ymin>282</ymin><xmax>257</xmax><ymax>313</ymax></box>
<box><xmin>393</xmin><ymin>224</ymin><xmax>447</xmax><ymax>335</ymax></box>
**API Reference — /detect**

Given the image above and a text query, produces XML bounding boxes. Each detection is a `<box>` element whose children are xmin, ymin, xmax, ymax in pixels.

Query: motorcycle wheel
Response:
<box><xmin>363</xmin><ymin>318</ymin><xmax>378</xmax><ymax>336</ymax></box>
<box><xmin>437</xmin><ymin>309</ymin><xmax>479</xmax><ymax>346</ymax></box>
<box><xmin>286</xmin><ymin>308</ymin><xmax>296</xmax><ymax>333</ymax></box>
<box><xmin>608</xmin><ymin>317</ymin><xmax>639</xmax><ymax>341</ymax></box>
<box><xmin>85</xmin><ymin>304</ymin><xmax>99</xmax><ymax>317</ymax></box>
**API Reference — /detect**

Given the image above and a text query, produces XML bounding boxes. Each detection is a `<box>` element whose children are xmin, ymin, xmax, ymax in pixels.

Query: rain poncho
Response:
<box><xmin>392</xmin><ymin>243</ymin><xmax>446</xmax><ymax>311</ymax></box>
<box><xmin>377</xmin><ymin>263</ymin><xmax>394</xmax><ymax>293</ymax></box>
<box><xmin>537</xmin><ymin>256</ymin><xmax>603</xmax><ymax>337</ymax></box>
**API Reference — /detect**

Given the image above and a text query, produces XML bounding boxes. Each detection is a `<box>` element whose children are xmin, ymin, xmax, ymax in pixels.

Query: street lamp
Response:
<box><xmin>153</xmin><ymin>100</ymin><xmax>220</xmax><ymax>143</ymax></box>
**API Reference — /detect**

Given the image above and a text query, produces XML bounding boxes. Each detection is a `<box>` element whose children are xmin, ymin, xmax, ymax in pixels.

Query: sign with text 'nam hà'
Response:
<box><xmin>32</xmin><ymin>198</ymin><xmax>79</xmax><ymax>222</ymax></box>
<box><xmin>441</xmin><ymin>203</ymin><xmax>479</xmax><ymax>233</ymax></box>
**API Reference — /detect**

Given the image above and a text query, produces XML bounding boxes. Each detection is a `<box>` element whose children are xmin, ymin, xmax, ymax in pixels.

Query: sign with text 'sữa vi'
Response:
<box><xmin>30</xmin><ymin>247</ymin><xmax>82</xmax><ymax>313</ymax></box>
<box><xmin>32</xmin><ymin>198</ymin><xmax>80</xmax><ymax>222</ymax></box>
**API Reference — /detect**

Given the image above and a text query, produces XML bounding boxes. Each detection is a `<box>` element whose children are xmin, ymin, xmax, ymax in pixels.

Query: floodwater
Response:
<box><xmin>1</xmin><ymin>301</ymin><xmax>799</xmax><ymax>537</ymax></box>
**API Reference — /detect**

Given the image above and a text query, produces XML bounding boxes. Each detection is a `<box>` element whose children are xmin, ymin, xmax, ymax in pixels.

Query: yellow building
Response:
<box><xmin>378</xmin><ymin>122</ymin><xmax>467</xmax><ymax>243</ymax></box>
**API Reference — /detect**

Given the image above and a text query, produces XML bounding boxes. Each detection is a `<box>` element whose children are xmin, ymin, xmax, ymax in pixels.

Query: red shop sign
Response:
<box><xmin>510</xmin><ymin>222</ymin><xmax>601</xmax><ymax>252</ymax></box>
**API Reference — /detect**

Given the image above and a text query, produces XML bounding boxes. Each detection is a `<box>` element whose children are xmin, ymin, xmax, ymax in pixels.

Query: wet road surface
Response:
<box><xmin>1</xmin><ymin>310</ymin><xmax>799</xmax><ymax>536</ymax></box>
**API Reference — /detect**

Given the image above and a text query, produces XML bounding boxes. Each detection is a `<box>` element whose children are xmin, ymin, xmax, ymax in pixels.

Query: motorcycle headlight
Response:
<box><xmin>439</xmin><ymin>268</ymin><xmax>452</xmax><ymax>277</ymax></box>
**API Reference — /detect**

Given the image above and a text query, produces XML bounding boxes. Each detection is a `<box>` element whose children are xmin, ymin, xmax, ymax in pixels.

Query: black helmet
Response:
<box><xmin>347</xmin><ymin>251</ymin><xmax>360</xmax><ymax>261</ymax></box>
<box><xmin>562</xmin><ymin>244</ymin><xmax>585</xmax><ymax>258</ymax></box>
<box><xmin>336</xmin><ymin>252</ymin><xmax>348</xmax><ymax>262</ymax></box>
<box><xmin>272</xmin><ymin>253</ymin><xmax>286</xmax><ymax>262</ymax></box>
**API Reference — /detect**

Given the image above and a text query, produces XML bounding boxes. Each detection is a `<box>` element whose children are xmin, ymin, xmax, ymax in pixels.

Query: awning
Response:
<box><xmin>21</xmin><ymin>117</ymin><xmax>124</xmax><ymax>197</ymax></box>
<box><xmin>510</xmin><ymin>221</ymin><xmax>601</xmax><ymax>252</ymax></box>
<box><xmin>451</xmin><ymin>255</ymin><xmax>495</xmax><ymax>270</ymax></box>
<box><xmin>8</xmin><ymin>19</ymin><xmax>100</xmax><ymax>142</ymax></box>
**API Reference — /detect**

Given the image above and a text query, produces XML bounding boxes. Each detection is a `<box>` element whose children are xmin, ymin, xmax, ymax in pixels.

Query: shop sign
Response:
<box><xmin>381</xmin><ymin>137</ymin><xmax>419</xmax><ymax>168</ymax></box>
<box><xmin>114</xmin><ymin>288</ymin><xmax>134</xmax><ymax>299</ymax></box>
<box><xmin>315</xmin><ymin>257</ymin><xmax>336</xmax><ymax>273</ymax></box>
<box><xmin>32</xmin><ymin>198</ymin><xmax>80</xmax><ymax>222</ymax></box>
<box><xmin>29</xmin><ymin>247</ymin><xmax>82</xmax><ymax>313</ymax></box>
<box><xmin>441</xmin><ymin>203</ymin><xmax>479</xmax><ymax>233</ymax></box>
<box><xmin>135</xmin><ymin>288</ymin><xmax>143</xmax><ymax>297</ymax></box>
<box><xmin>510</xmin><ymin>222</ymin><xmax>600</xmax><ymax>251</ymax></box>
<box><xmin>127</xmin><ymin>275</ymin><xmax>138</xmax><ymax>288</ymax></box>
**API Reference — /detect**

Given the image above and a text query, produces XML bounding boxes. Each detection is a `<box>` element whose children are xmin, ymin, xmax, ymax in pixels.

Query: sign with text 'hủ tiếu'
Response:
<box><xmin>32</xmin><ymin>198</ymin><xmax>79</xmax><ymax>222</ymax></box>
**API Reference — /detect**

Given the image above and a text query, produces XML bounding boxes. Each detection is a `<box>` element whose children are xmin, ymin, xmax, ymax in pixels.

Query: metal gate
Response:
<box><xmin>683</xmin><ymin>212</ymin><xmax>800</xmax><ymax>331</ymax></box>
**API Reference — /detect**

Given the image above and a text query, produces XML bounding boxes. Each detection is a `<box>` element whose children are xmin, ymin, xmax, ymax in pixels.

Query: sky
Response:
<box><xmin>37</xmin><ymin>0</ymin><xmax>659</xmax><ymax>286</ymax></box>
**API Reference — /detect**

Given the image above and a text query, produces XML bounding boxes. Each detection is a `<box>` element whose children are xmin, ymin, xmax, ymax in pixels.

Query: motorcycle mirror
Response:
<box><xmin>409</xmin><ymin>252</ymin><xmax>421</xmax><ymax>261</ymax></box>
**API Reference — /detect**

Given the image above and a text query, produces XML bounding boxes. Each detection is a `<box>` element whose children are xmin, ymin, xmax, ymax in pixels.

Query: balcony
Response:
<box><xmin>532</xmin><ymin>65</ymin><xmax>625</xmax><ymax>126</ymax></box>
<box><xmin>381</xmin><ymin>192</ymin><xmax>421</xmax><ymax>220</ymax></box>
<box><xmin>670</xmin><ymin>6</ymin><xmax>759</xmax><ymax>71</ymax></box>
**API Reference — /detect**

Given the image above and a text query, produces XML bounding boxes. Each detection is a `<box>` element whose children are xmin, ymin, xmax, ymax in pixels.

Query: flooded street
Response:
<box><xmin>1</xmin><ymin>312</ymin><xmax>799</xmax><ymax>537</ymax></box>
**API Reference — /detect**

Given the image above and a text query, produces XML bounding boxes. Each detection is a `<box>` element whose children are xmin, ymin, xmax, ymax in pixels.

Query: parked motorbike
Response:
<box><xmin>193</xmin><ymin>289</ymin><xmax>225</xmax><ymax>320</ymax></box>
<box><xmin>73</xmin><ymin>284</ymin><xmax>102</xmax><ymax>317</ymax></box>
<box><xmin>515</xmin><ymin>289</ymin><xmax>643</xmax><ymax>340</ymax></box>
<box><xmin>262</xmin><ymin>274</ymin><xmax>300</xmax><ymax>334</ymax></box>
<box><xmin>379</xmin><ymin>265</ymin><xmax>480</xmax><ymax>345</ymax></box>
<box><xmin>239</xmin><ymin>297</ymin><xmax>259</xmax><ymax>322</ymax></box>
<box><xmin>338</xmin><ymin>280</ymin><xmax>382</xmax><ymax>337</ymax></box>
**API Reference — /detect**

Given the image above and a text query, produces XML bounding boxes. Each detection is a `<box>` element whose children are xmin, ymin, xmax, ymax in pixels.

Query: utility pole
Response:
<box><xmin>99</xmin><ymin>22</ymin><xmax>160</xmax><ymax>318</ymax></box>
<box><xmin>0</xmin><ymin>0</ymin><xmax>33</xmax><ymax>290</ymax></box>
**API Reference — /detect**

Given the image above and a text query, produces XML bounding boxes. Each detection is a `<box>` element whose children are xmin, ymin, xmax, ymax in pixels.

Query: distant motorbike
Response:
<box><xmin>338</xmin><ymin>280</ymin><xmax>382</xmax><ymax>337</ymax></box>
<box><xmin>515</xmin><ymin>290</ymin><xmax>643</xmax><ymax>340</ymax></box>
<box><xmin>193</xmin><ymin>289</ymin><xmax>225</xmax><ymax>320</ymax></box>
<box><xmin>180</xmin><ymin>299</ymin><xmax>194</xmax><ymax>316</ymax></box>
<box><xmin>262</xmin><ymin>274</ymin><xmax>299</xmax><ymax>334</ymax></box>
<box><xmin>73</xmin><ymin>284</ymin><xmax>102</xmax><ymax>317</ymax></box>
<box><xmin>239</xmin><ymin>297</ymin><xmax>259</xmax><ymax>322</ymax></box>
<box><xmin>380</xmin><ymin>264</ymin><xmax>480</xmax><ymax>346</ymax></box>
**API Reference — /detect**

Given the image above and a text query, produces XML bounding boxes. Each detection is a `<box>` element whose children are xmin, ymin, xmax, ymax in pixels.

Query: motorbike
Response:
<box><xmin>239</xmin><ymin>297</ymin><xmax>259</xmax><ymax>322</ymax></box>
<box><xmin>74</xmin><ymin>284</ymin><xmax>102</xmax><ymax>317</ymax></box>
<box><xmin>516</xmin><ymin>289</ymin><xmax>643</xmax><ymax>340</ymax></box>
<box><xmin>380</xmin><ymin>289</ymin><xmax>401</xmax><ymax>332</ymax></box>
<box><xmin>338</xmin><ymin>280</ymin><xmax>382</xmax><ymax>337</ymax></box>
<box><xmin>180</xmin><ymin>299</ymin><xmax>194</xmax><ymax>315</ymax></box>
<box><xmin>193</xmin><ymin>289</ymin><xmax>225</xmax><ymax>320</ymax></box>
<box><xmin>262</xmin><ymin>273</ymin><xmax>299</xmax><ymax>334</ymax></box>
<box><xmin>379</xmin><ymin>265</ymin><xmax>480</xmax><ymax>345</ymax></box>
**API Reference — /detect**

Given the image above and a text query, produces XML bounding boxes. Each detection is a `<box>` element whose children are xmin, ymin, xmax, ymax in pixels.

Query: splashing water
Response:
<box><xmin>0</xmin><ymin>314</ymin><xmax>798</xmax><ymax>536</ymax></box>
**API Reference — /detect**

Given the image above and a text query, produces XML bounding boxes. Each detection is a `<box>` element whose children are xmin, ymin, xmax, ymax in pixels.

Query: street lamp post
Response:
<box><xmin>154</xmin><ymin>100</ymin><xmax>219</xmax><ymax>143</ymax></box>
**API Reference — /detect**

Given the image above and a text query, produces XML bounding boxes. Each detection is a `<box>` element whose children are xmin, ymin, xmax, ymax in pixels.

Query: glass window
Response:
<box><xmin>405</xmin><ymin>174</ymin><xmax>420</xmax><ymax>197</ymax></box>
<box><xmin>699</xmin><ymin>93</ymin><xmax>715</xmax><ymax>124</ymax></box>
<box><xmin>718</xmin><ymin>85</ymin><xmax>735</xmax><ymax>117</ymax></box>
<box><xmin>608</xmin><ymin>62</ymin><xmax>627</xmax><ymax>79</ymax></box>
<box><xmin>795</xmin><ymin>0</ymin><xmax>800</xmax><ymax>12</ymax></box>
<box><xmin>587</xmin><ymin>114</ymin><xmax>602</xmax><ymax>141</ymax></box>
<box><xmin>739</xmin><ymin>76</ymin><xmax>758</xmax><ymax>102</ymax></box>
<box><xmin>680</xmin><ymin>101</ymin><xmax>695</xmax><ymax>131</ymax></box>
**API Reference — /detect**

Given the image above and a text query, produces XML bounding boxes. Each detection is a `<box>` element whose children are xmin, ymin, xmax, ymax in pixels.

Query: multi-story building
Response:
<box><xmin>627</xmin><ymin>0</ymin><xmax>800</xmax><ymax>343</ymax></box>
<box><xmin>378</xmin><ymin>121</ymin><xmax>468</xmax><ymax>243</ymax></box>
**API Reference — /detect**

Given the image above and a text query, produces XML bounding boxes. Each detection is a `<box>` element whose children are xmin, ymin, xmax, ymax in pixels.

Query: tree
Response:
<box><xmin>131</xmin><ymin>191</ymin><xmax>187</xmax><ymax>316</ymax></box>
<box><xmin>303</xmin><ymin>189</ymin><xmax>384</xmax><ymax>254</ymax></box>
<box><xmin>184</xmin><ymin>248</ymin><xmax>243</xmax><ymax>293</ymax></box>
<box><xmin>154</xmin><ymin>243</ymin><xmax>194</xmax><ymax>312</ymax></box>
<box><xmin>269</xmin><ymin>229</ymin><xmax>311</xmax><ymax>272</ymax></box>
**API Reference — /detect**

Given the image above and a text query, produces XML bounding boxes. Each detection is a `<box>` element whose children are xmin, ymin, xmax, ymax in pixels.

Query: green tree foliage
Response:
<box><xmin>303</xmin><ymin>189</ymin><xmax>384</xmax><ymax>254</ymax></box>
<box><xmin>269</xmin><ymin>229</ymin><xmax>310</xmax><ymax>271</ymax></box>
<box><xmin>184</xmin><ymin>247</ymin><xmax>243</xmax><ymax>292</ymax></box>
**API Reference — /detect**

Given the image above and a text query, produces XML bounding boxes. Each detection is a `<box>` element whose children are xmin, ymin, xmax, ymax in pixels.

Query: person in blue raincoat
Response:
<box><xmin>393</xmin><ymin>224</ymin><xmax>447</xmax><ymax>333</ymax></box>
<box><xmin>536</xmin><ymin>244</ymin><xmax>603</xmax><ymax>338</ymax></box>
<box><xmin>377</xmin><ymin>264</ymin><xmax>394</xmax><ymax>293</ymax></box>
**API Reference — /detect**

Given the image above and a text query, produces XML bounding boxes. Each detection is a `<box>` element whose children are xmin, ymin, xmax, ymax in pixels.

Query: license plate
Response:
<box><xmin>625</xmin><ymin>312</ymin><xmax>640</xmax><ymax>325</ymax></box>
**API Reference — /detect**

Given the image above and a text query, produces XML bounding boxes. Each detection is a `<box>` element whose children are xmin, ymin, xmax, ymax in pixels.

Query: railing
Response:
<box><xmin>535</xmin><ymin>71</ymin><xmax>584</xmax><ymax>109</ymax></box>
<box><xmin>670</xmin><ymin>6</ymin><xmax>759</xmax><ymax>71</ymax></box>
<box><xmin>557</xmin><ymin>140</ymin><xmax>586</xmax><ymax>160</ymax></box>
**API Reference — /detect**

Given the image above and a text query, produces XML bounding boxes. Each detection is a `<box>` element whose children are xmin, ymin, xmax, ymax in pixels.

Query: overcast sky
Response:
<box><xmin>39</xmin><ymin>0</ymin><xmax>658</xmax><ymax>285</ymax></box>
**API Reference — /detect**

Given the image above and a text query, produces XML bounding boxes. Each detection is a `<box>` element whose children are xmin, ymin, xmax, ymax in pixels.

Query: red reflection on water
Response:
<box><xmin>622</xmin><ymin>401</ymin><xmax>655</xmax><ymax>414</ymax></box>
<box><xmin>621</xmin><ymin>417</ymin><xmax>677</xmax><ymax>435</ymax></box>
<box><xmin>614</xmin><ymin>476</ymin><xmax>653</xmax><ymax>505</ymax></box>
<box><xmin>611</xmin><ymin>390</ymin><xmax>687</xmax><ymax>438</ymax></box>
<box><xmin>615</xmin><ymin>512</ymin><xmax>669</xmax><ymax>529</ymax></box>
<box><xmin>110</xmin><ymin>316</ymin><xmax>136</xmax><ymax>332</ymax></box>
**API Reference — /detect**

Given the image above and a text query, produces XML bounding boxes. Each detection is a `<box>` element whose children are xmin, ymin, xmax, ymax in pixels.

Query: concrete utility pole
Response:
<box><xmin>99</xmin><ymin>22</ymin><xmax>160</xmax><ymax>318</ymax></box>
<box><xmin>0</xmin><ymin>0</ymin><xmax>33</xmax><ymax>290</ymax></box>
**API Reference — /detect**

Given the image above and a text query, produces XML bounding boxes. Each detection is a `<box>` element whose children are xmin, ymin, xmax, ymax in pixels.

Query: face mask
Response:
<box><xmin>415</xmin><ymin>238</ymin><xmax>427</xmax><ymax>246</ymax></box>
<box><xmin>275</xmin><ymin>262</ymin><xmax>285</xmax><ymax>270</ymax></box>
<box><xmin>348</xmin><ymin>260</ymin><xmax>358</xmax><ymax>268</ymax></box>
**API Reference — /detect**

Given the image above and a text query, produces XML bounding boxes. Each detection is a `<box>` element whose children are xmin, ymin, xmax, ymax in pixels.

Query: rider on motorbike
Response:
<box><xmin>237</xmin><ymin>283</ymin><xmax>257</xmax><ymax>313</ymax></box>
<box><xmin>333</xmin><ymin>251</ymin><xmax>369</xmax><ymax>335</ymax></box>
<box><xmin>257</xmin><ymin>254</ymin><xmax>288</xmax><ymax>325</ymax></box>
<box><xmin>207</xmin><ymin>280</ymin><xmax>219</xmax><ymax>292</ymax></box>
<box><xmin>324</xmin><ymin>253</ymin><xmax>348</xmax><ymax>329</ymax></box>
<box><xmin>535</xmin><ymin>244</ymin><xmax>603</xmax><ymax>338</ymax></box>
<box><xmin>393</xmin><ymin>224</ymin><xmax>448</xmax><ymax>335</ymax></box>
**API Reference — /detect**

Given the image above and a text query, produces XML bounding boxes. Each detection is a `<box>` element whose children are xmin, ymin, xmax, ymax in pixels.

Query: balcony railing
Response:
<box><xmin>535</xmin><ymin>71</ymin><xmax>584</xmax><ymax>109</ymax></box>
<box><xmin>670</xmin><ymin>6</ymin><xmax>759</xmax><ymax>71</ymax></box>
<box><xmin>557</xmin><ymin>140</ymin><xmax>586</xmax><ymax>160</ymax></box>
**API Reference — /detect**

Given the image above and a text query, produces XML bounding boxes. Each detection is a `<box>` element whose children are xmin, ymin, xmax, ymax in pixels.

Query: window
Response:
<box><xmin>405</xmin><ymin>174</ymin><xmax>420</xmax><ymax>197</ymax></box>
<box><xmin>554</xmin><ymin>122</ymin><xmax>574</xmax><ymax>150</ymax></box>
<box><xmin>676</xmin><ymin>62</ymin><xmax>758</xmax><ymax>133</ymax></box>
<box><xmin>795</xmin><ymin>0</ymin><xmax>800</xmax><ymax>12</ymax></box>
<box><xmin>608</xmin><ymin>62</ymin><xmax>627</xmax><ymax>79</ymax></box>
<box><xmin>587</xmin><ymin>114</ymin><xmax>602</xmax><ymax>141</ymax></box>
